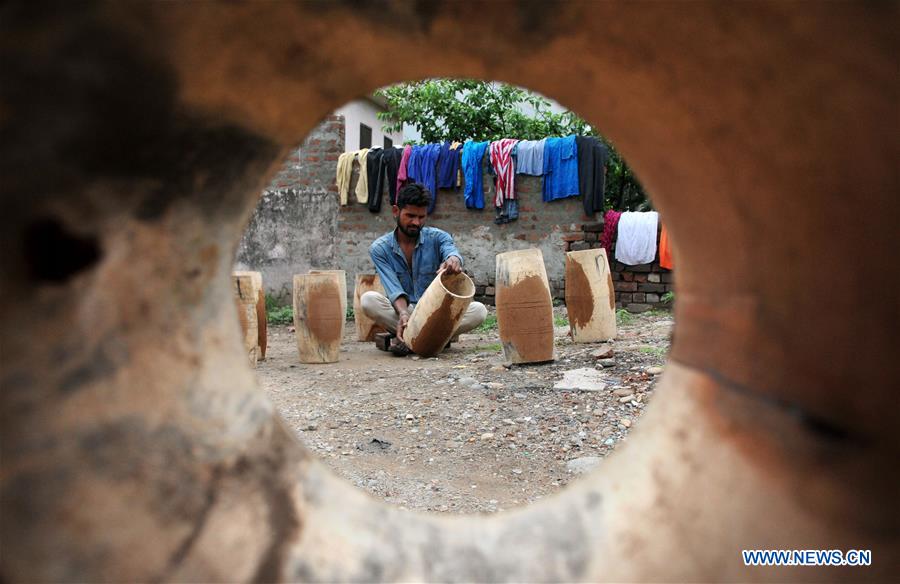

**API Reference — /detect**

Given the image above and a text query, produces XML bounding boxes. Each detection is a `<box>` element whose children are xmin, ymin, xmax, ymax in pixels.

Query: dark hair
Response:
<box><xmin>396</xmin><ymin>182</ymin><xmax>432</xmax><ymax>209</ymax></box>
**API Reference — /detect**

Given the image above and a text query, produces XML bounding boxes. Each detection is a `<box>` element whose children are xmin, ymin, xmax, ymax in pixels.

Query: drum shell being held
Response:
<box><xmin>404</xmin><ymin>271</ymin><xmax>474</xmax><ymax>358</ymax></box>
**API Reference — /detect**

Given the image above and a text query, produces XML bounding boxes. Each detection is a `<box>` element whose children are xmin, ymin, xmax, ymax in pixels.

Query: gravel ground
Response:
<box><xmin>257</xmin><ymin>306</ymin><xmax>673</xmax><ymax>514</ymax></box>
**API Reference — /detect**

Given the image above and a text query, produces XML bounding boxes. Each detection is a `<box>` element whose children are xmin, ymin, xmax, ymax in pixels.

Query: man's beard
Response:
<box><xmin>397</xmin><ymin>219</ymin><xmax>420</xmax><ymax>238</ymax></box>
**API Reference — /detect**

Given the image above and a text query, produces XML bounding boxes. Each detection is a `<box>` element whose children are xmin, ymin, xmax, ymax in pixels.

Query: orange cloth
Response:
<box><xmin>659</xmin><ymin>224</ymin><xmax>674</xmax><ymax>269</ymax></box>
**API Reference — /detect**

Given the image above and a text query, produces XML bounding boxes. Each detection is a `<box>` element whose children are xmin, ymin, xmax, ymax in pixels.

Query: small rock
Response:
<box><xmin>599</xmin><ymin>358</ymin><xmax>616</xmax><ymax>368</ymax></box>
<box><xmin>458</xmin><ymin>376</ymin><xmax>479</xmax><ymax>387</ymax></box>
<box><xmin>405</xmin><ymin>414</ymin><xmax>414</xmax><ymax>420</ymax></box>
<box><xmin>514</xmin><ymin>392</ymin><xmax>527</xmax><ymax>399</ymax></box>
<box><xmin>480</xmin><ymin>432</ymin><xmax>495</xmax><ymax>441</ymax></box>
<box><xmin>613</xmin><ymin>388</ymin><xmax>634</xmax><ymax>397</ymax></box>
<box><xmin>411</xmin><ymin>355</ymin><xmax>420</xmax><ymax>361</ymax></box>
<box><xmin>590</xmin><ymin>344</ymin><xmax>614</xmax><ymax>359</ymax></box>
<box><xmin>647</xmin><ymin>366</ymin><xmax>664</xmax><ymax>375</ymax></box>
<box><xmin>490</xmin><ymin>365</ymin><xmax>506</xmax><ymax>373</ymax></box>
<box><xmin>554</xmin><ymin>368</ymin><xmax>607</xmax><ymax>391</ymax></box>
<box><xmin>485</xmin><ymin>382</ymin><xmax>505</xmax><ymax>390</ymax></box>
<box><xmin>618</xmin><ymin>395</ymin><xmax>635</xmax><ymax>403</ymax></box>
<box><xmin>604</xmin><ymin>437</ymin><xmax>615</xmax><ymax>446</ymax></box>
<box><xmin>619</xmin><ymin>418</ymin><xmax>632</xmax><ymax>428</ymax></box>
<box><xmin>304</xmin><ymin>422</ymin><xmax>318</xmax><ymax>431</ymax></box>
<box><xmin>566</xmin><ymin>456</ymin><xmax>603</xmax><ymax>474</ymax></box>
<box><xmin>511</xmin><ymin>469</ymin><xmax>523</xmax><ymax>475</ymax></box>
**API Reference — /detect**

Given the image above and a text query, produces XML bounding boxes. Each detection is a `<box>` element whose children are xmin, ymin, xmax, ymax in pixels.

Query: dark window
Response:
<box><xmin>383</xmin><ymin>136</ymin><xmax>393</xmax><ymax>149</ymax></box>
<box><xmin>359</xmin><ymin>123</ymin><xmax>372</xmax><ymax>149</ymax></box>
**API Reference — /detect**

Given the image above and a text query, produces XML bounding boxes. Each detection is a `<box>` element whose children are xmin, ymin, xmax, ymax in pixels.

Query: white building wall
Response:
<box><xmin>333</xmin><ymin>100</ymin><xmax>404</xmax><ymax>152</ymax></box>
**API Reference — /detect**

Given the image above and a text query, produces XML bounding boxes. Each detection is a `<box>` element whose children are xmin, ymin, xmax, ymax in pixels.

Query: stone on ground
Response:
<box><xmin>590</xmin><ymin>344</ymin><xmax>614</xmax><ymax>359</ymax></box>
<box><xmin>554</xmin><ymin>368</ymin><xmax>607</xmax><ymax>391</ymax></box>
<box><xmin>566</xmin><ymin>456</ymin><xmax>603</xmax><ymax>474</ymax></box>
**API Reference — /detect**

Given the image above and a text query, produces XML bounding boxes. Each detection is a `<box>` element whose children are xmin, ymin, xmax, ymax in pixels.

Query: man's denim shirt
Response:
<box><xmin>369</xmin><ymin>227</ymin><xmax>463</xmax><ymax>305</ymax></box>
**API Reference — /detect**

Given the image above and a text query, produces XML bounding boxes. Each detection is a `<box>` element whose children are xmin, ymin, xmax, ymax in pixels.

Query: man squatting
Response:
<box><xmin>360</xmin><ymin>182</ymin><xmax>487</xmax><ymax>354</ymax></box>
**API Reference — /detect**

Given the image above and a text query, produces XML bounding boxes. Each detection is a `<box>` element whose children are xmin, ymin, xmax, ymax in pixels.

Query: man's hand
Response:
<box><xmin>397</xmin><ymin>309</ymin><xmax>411</xmax><ymax>342</ymax></box>
<box><xmin>440</xmin><ymin>256</ymin><xmax>462</xmax><ymax>274</ymax></box>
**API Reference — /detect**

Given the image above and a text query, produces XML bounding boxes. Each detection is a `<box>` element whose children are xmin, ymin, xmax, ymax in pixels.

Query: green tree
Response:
<box><xmin>375</xmin><ymin>79</ymin><xmax>648</xmax><ymax>211</ymax></box>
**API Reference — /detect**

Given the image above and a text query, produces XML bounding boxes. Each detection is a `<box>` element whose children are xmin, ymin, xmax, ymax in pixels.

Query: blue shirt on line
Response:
<box><xmin>542</xmin><ymin>135</ymin><xmax>580</xmax><ymax>202</ymax></box>
<box><xmin>369</xmin><ymin>226</ymin><xmax>463</xmax><ymax>305</ymax></box>
<box><xmin>462</xmin><ymin>140</ymin><xmax>490</xmax><ymax>209</ymax></box>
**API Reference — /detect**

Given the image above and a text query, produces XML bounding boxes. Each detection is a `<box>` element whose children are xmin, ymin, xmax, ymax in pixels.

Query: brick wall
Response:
<box><xmin>235</xmin><ymin>116</ymin><xmax>344</xmax><ymax>301</ymax></box>
<box><xmin>238</xmin><ymin>115</ymin><xmax>675</xmax><ymax>311</ymax></box>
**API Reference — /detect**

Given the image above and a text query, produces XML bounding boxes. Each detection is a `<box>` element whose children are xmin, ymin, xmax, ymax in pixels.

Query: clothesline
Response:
<box><xmin>600</xmin><ymin>210</ymin><xmax>674</xmax><ymax>269</ymax></box>
<box><xmin>336</xmin><ymin>134</ymin><xmax>610</xmax><ymax>220</ymax></box>
<box><xmin>335</xmin><ymin>139</ymin><xmax>671</xmax><ymax>268</ymax></box>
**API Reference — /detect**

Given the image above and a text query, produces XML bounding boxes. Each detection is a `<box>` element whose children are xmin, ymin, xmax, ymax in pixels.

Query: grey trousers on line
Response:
<box><xmin>359</xmin><ymin>291</ymin><xmax>488</xmax><ymax>337</ymax></box>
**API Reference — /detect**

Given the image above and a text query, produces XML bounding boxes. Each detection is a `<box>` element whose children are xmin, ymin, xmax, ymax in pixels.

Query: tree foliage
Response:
<box><xmin>375</xmin><ymin>79</ymin><xmax>650</xmax><ymax>210</ymax></box>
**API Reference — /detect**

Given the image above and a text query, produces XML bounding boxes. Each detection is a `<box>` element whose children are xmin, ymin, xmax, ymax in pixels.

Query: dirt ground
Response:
<box><xmin>257</xmin><ymin>307</ymin><xmax>673</xmax><ymax>514</ymax></box>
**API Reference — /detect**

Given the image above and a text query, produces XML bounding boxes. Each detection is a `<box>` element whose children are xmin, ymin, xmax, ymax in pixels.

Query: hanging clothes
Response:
<box><xmin>489</xmin><ymin>139</ymin><xmax>519</xmax><ymax>208</ymax></box>
<box><xmin>575</xmin><ymin>136</ymin><xmax>609</xmax><ymax>216</ymax></box>
<box><xmin>599</xmin><ymin>210</ymin><xmax>622</xmax><ymax>251</ymax></box>
<box><xmin>336</xmin><ymin>151</ymin><xmax>356</xmax><ymax>205</ymax></box>
<box><xmin>461</xmin><ymin>140</ymin><xmax>489</xmax><ymax>210</ymax></box>
<box><xmin>450</xmin><ymin>142</ymin><xmax>463</xmax><ymax>187</ymax></box>
<box><xmin>659</xmin><ymin>223</ymin><xmax>674</xmax><ymax>269</ymax></box>
<box><xmin>407</xmin><ymin>143</ymin><xmax>442</xmax><ymax>213</ymax></box>
<box><xmin>353</xmin><ymin>148</ymin><xmax>370</xmax><ymax>204</ymax></box>
<box><xmin>542</xmin><ymin>135</ymin><xmax>580</xmax><ymax>202</ymax></box>
<box><xmin>615</xmin><ymin>211</ymin><xmax>659</xmax><ymax>266</ymax></box>
<box><xmin>395</xmin><ymin>145</ymin><xmax>412</xmax><ymax>202</ymax></box>
<box><xmin>514</xmin><ymin>139</ymin><xmax>545</xmax><ymax>175</ymax></box>
<box><xmin>365</xmin><ymin>148</ymin><xmax>384</xmax><ymax>207</ymax></box>
<box><xmin>494</xmin><ymin>199</ymin><xmax>519</xmax><ymax>224</ymax></box>
<box><xmin>436</xmin><ymin>141</ymin><xmax>461</xmax><ymax>189</ymax></box>
<box><xmin>369</xmin><ymin>147</ymin><xmax>402</xmax><ymax>213</ymax></box>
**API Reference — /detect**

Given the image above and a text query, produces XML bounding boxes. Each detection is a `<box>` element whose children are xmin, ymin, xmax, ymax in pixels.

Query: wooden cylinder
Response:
<box><xmin>309</xmin><ymin>269</ymin><xmax>347</xmax><ymax>303</ymax></box>
<box><xmin>293</xmin><ymin>272</ymin><xmax>345</xmax><ymax>363</ymax></box>
<box><xmin>565</xmin><ymin>248</ymin><xmax>617</xmax><ymax>342</ymax></box>
<box><xmin>404</xmin><ymin>271</ymin><xmax>474</xmax><ymax>357</ymax></box>
<box><xmin>232</xmin><ymin>273</ymin><xmax>259</xmax><ymax>367</ymax></box>
<box><xmin>353</xmin><ymin>273</ymin><xmax>386</xmax><ymax>341</ymax></box>
<box><xmin>495</xmin><ymin>249</ymin><xmax>556</xmax><ymax>364</ymax></box>
<box><xmin>234</xmin><ymin>270</ymin><xmax>267</xmax><ymax>360</ymax></box>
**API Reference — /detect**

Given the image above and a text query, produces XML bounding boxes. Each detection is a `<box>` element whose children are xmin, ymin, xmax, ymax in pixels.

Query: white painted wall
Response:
<box><xmin>333</xmin><ymin>99</ymin><xmax>404</xmax><ymax>152</ymax></box>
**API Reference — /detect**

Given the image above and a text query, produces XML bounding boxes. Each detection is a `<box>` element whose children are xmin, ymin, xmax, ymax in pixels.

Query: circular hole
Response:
<box><xmin>234</xmin><ymin>79</ymin><xmax>671</xmax><ymax>515</ymax></box>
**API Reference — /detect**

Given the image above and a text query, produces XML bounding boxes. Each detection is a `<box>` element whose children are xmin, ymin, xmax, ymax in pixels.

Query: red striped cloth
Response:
<box><xmin>489</xmin><ymin>139</ymin><xmax>519</xmax><ymax>207</ymax></box>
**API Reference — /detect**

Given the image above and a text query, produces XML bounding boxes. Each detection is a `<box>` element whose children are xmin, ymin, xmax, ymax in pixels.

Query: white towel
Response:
<box><xmin>615</xmin><ymin>211</ymin><xmax>659</xmax><ymax>265</ymax></box>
